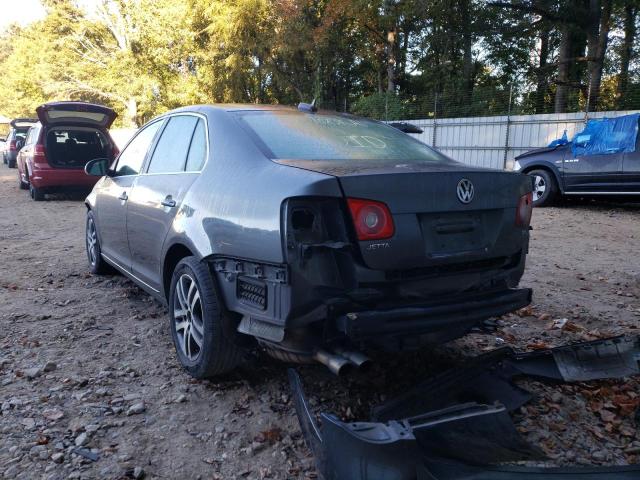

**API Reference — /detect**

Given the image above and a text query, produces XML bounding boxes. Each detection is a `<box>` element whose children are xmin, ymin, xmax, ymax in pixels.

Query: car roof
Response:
<box><xmin>164</xmin><ymin>103</ymin><xmax>353</xmax><ymax>115</ymax></box>
<box><xmin>141</xmin><ymin>104</ymin><xmax>361</xmax><ymax>133</ymax></box>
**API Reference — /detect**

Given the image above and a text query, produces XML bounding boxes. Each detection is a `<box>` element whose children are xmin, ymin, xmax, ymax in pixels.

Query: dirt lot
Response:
<box><xmin>1</xmin><ymin>167</ymin><xmax>639</xmax><ymax>480</ymax></box>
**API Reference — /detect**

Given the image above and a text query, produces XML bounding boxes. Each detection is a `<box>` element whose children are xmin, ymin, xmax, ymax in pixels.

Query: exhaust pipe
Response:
<box><xmin>334</xmin><ymin>348</ymin><xmax>372</xmax><ymax>371</ymax></box>
<box><xmin>313</xmin><ymin>349</ymin><xmax>353</xmax><ymax>376</ymax></box>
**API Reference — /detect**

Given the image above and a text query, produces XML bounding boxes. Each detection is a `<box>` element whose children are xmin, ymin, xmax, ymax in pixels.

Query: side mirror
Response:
<box><xmin>85</xmin><ymin>158</ymin><xmax>110</xmax><ymax>176</ymax></box>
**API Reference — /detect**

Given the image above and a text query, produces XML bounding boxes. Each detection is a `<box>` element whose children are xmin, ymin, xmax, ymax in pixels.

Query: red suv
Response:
<box><xmin>17</xmin><ymin>102</ymin><xmax>118</xmax><ymax>201</ymax></box>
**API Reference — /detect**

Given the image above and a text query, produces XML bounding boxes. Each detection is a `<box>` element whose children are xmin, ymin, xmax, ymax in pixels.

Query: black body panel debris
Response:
<box><xmin>373</xmin><ymin>335</ymin><xmax>640</xmax><ymax>421</ymax></box>
<box><xmin>289</xmin><ymin>336</ymin><xmax>640</xmax><ymax>480</ymax></box>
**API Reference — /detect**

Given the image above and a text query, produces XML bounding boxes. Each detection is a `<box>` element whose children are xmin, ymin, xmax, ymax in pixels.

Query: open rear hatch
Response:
<box><xmin>277</xmin><ymin>159</ymin><xmax>532</xmax><ymax>271</ymax></box>
<box><xmin>36</xmin><ymin>102</ymin><xmax>117</xmax><ymax>129</ymax></box>
<box><xmin>10</xmin><ymin>118</ymin><xmax>37</xmax><ymax>129</ymax></box>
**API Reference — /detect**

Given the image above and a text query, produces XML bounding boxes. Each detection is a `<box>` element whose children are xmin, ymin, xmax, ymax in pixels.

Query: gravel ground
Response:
<box><xmin>1</xmin><ymin>166</ymin><xmax>639</xmax><ymax>480</ymax></box>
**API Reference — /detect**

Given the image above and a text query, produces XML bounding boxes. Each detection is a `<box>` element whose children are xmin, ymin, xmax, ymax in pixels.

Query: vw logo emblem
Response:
<box><xmin>456</xmin><ymin>178</ymin><xmax>474</xmax><ymax>204</ymax></box>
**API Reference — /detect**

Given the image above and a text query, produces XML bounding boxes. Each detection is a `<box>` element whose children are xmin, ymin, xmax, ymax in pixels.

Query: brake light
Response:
<box><xmin>33</xmin><ymin>144</ymin><xmax>47</xmax><ymax>164</ymax></box>
<box><xmin>9</xmin><ymin>140</ymin><xmax>16</xmax><ymax>151</ymax></box>
<box><xmin>347</xmin><ymin>198</ymin><xmax>395</xmax><ymax>240</ymax></box>
<box><xmin>515</xmin><ymin>192</ymin><xmax>533</xmax><ymax>227</ymax></box>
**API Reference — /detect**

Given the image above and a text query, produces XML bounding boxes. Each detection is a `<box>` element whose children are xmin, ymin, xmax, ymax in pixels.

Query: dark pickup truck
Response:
<box><xmin>514</xmin><ymin>113</ymin><xmax>640</xmax><ymax>206</ymax></box>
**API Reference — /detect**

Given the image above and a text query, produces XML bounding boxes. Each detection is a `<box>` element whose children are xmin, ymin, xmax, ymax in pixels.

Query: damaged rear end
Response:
<box><xmin>216</xmin><ymin>111</ymin><xmax>534</xmax><ymax>365</ymax></box>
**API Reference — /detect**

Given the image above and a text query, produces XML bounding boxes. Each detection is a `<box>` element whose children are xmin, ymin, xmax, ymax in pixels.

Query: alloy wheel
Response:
<box><xmin>86</xmin><ymin>218</ymin><xmax>98</xmax><ymax>266</ymax></box>
<box><xmin>173</xmin><ymin>274</ymin><xmax>204</xmax><ymax>361</ymax></box>
<box><xmin>533</xmin><ymin>175</ymin><xmax>546</xmax><ymax>202</ymax></box>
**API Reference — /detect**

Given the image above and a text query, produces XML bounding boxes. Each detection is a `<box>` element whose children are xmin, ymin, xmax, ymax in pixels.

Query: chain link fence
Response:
<box><xmin>348</xmin><ymin>84</ymin><xmax>640</xmax><ymax>169</ymax></box>
<box><xmin>349</xmin><ymin>83</ymin><xmax>640</xmax><ymax>121</ymax></box>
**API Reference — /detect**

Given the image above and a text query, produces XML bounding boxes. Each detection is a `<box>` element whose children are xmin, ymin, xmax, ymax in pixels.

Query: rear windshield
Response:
<box><xmin>234</xmin><ymin>111</ymin><xmax>450</xmax><ymax>163</ymax></box>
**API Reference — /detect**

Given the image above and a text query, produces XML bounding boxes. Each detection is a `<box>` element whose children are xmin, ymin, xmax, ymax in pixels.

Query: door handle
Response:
<box><xmin>161</xmin><ymin>196</ymin><xmax>176</xmax><ymax>208</ymax></box>
<box><xmin>118</xmin><ymin>192</ymin><xmax>128</xmax><ymax>201</ymax></box>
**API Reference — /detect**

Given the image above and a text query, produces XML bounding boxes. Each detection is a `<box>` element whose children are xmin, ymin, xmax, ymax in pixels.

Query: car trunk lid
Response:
<box><xmin>36</xmin><ymin>102</ymin><xmax>117</xmax><ymax>129</ymax></box>
<box><xmin>277</xmin><ymin>159</ymin><xmax>532</xmax><ymax>271</ymax></box>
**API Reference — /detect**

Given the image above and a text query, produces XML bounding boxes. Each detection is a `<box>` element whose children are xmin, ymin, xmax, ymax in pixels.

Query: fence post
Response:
<box><xmin>503</xmin><ymin>84</ymin><xmax>513</xmax><ymax>168</ymax></box>
<box><xmin>432</xmin><ymin>92</ymin><xmax>438</xmax><ymax>148</ymax></box>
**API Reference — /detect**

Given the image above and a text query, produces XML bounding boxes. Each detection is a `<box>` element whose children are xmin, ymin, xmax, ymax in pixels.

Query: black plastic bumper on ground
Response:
<box><xmin>335</xmin><ymin>288</ymin><xmax>532</xmax><ymax>340</ymax></box>
<box><xmin>289</xmin><ymin>336</ymin><xmax>640</xmax><ymax>480</ymax></box>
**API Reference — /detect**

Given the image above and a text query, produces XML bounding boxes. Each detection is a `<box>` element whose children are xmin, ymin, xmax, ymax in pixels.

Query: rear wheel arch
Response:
<box><xmin>163</xmin><ymin>244</ymin><xmax>195</xmax><ymax>301</ymax></box>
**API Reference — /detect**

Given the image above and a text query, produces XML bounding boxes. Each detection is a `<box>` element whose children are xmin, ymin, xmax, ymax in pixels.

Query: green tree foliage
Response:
<box><xmin>0</xmin><ymin>0</ymin><xmax>638</xmax><ymax>124</ymax></box>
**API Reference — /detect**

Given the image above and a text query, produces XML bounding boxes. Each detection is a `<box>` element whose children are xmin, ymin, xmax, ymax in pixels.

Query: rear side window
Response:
<box><xmin>147</xmin><ymin>115</ymin><xmax>198</xmax><ymax>174</ymax></box>
<box><xmin>114</xmin><ymin>120</ymin><xmax>162</xmax><ymax>176</ymax></box>
<box><xmin>235</xmin><ymin>112</ymin><xmax>451</xmax><ymax>164</ymax></box>
<box><xmin>185</xmin><ymin>119</ymin><xmax>207</xmax><ymax>171</ymax></box>
<box><xmin>26</xmin><ymin>126</ymin><xmax>41</xmax><ymax>145</ymax></box>
<box><xmin>24</xmin><ymin>128</ymin><xmax>35</xmax><ymax>145</ymax></box>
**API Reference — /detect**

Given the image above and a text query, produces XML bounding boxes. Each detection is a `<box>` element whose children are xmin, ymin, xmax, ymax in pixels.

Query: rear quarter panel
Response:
<box><xmin>161</xmin><ymin>107</ymin><xmax>343</xmax><ymax>266</ymax></box>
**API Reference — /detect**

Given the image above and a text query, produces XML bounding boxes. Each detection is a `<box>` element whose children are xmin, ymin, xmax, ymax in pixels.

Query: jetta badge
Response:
<box><xmin>456</xmin><ymin>178</ymin><xmax>474</xmax><ymax>204</ymax></box>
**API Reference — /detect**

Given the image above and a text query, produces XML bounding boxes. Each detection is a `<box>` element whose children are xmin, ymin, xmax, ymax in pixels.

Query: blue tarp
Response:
<box><xmin>571</xmin><ymin>113</ymin><xmax>639</xmax><ymax>157</ymax></box>
<box><xmin>548</xmin><ymin>131</ymin><xmax>568</xmax><ymax>147</ymax></box>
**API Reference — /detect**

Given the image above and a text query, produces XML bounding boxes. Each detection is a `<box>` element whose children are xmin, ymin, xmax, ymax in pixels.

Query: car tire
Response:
<box><xmin>528</xmin><ymin>169</ymin><xmax>557</xmax><ymax>207</ymax></box>
<box><xmin>169</xmin><ymin>256</ymin><xmax>244</xmax><ymax>378</ymax></box>
<box><xmin>86</xmin><ymin>210</ymin><xmax>113</xmax><ymax>275</ymax></box>
<box><xmin>30</xmin><ymin>184</ymin><xmax>45</xmax><ymax>201</ymax></box>
<box><xmin>18</xmin><ymin>172</ymin><xmax>28</xmax><ymax>190</ymax></box>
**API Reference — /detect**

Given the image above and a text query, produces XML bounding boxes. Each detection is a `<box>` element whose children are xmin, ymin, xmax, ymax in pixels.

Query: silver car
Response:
<box><xmin>85</xmin><ymin>104</ymin><xmax>533</xmax><ymax>377</ymax></box>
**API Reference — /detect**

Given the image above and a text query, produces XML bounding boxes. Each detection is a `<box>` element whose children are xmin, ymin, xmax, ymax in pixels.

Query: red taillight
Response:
<box><xmin>33</xmin><ymin>144</ymin><xmax>47</xmax><ymax>164</ymax></box>
<box><xmin>9</xmin><ymin>140</ymin><xmax>16</xmax><ymax>151</ymax></box>
<box><xmin>516</xmin><ymin>192</ymin><xmax>533</xmax><ymax>227</ymax></box>
<box><xmin>347</xmin><ymin>198</ymin><xmax>395</xmax><ymax>241</ymax></box>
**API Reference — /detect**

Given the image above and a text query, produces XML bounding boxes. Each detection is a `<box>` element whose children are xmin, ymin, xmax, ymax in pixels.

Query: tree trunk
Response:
<box><xmin>386</xmin><ymin>27</ymin><xmax>397</xmax><ymax>92</ymax></box>
<box><xmin>460</xmin><ymin>0</ymin><xmax>474</xmax><ymax>104</ymax></box>
<box><xmin>398</xmin><ymin>26</ymin><xmax>409</xmax><ymax>89</ymax></box>
<box><xmin>376</xmin><ymin>43</ymin><xmax>385</xmax><ymax>93</ymax></box>
<box><xmin>555</xmin><ymin>25</ymin><xmax>572</xmax><ymax>113</ymax></box>
<box><xmin>127</xmin><ymin>97</ymin><xmax>138</xmax><ymax>127</ymax></box>
<box><xmin>617</xmin><ymin>4</ymin><xmax>636</xmax><ymax>108</ymax></box>
<box><xmin>586</xmin><ymin>0</ymin><xmax>612</xmax><ymax>112</ymax></box>
<box><xmin>535</xmin><ymin>24</ymin><xmax>550</xmax><ymax>113</ymax></box>
<box><xmin>534</xmin><ymin>0</ymin><xmax>551</xmax><ymax>113</ymax></box>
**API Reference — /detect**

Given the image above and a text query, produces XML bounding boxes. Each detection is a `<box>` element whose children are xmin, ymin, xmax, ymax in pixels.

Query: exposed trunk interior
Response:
<box><xmin>46</xmin><ymin>128</ymin><xmax>111</xmax><ymax>169</ymax></box>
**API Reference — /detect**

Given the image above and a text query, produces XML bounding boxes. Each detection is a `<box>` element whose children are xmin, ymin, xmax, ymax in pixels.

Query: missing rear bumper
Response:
<box><xmin>289</xmin><ymin>336</ymin><xmax>640</xmax><ymax>479</ymax></box>
<box><xmin>336</xmin><ymin>287</ymin><xmax>532</xmax><ymax>342</ymax></box>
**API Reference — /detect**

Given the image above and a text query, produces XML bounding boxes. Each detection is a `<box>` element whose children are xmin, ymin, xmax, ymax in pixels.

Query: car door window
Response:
<box><xmin>185</xmin><ymin>119</ymin><xmax>207</xmax><ymax>171</ymax></box>
<box><xmin>147</xmin><ymin>115</ymin><xmax>198</xmax><ymax>174</ymax></box>
<box><xmin>113</xmin><ymin>121</ymin><xmax>163</xmax><ymax>176</ymax></box>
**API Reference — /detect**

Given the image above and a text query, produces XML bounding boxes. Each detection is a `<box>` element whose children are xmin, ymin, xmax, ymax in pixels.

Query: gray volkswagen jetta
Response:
<box><xmin>84</xmin><ymin>104</ymin><xmax>534</xmax><ymax>377</ymax></box>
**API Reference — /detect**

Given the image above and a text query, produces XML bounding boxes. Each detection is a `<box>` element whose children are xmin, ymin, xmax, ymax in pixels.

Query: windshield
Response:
<box><xmin>234</xmin><ymin>111</ymin><xmax>450</xmax><ymax>164</ymax></box>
